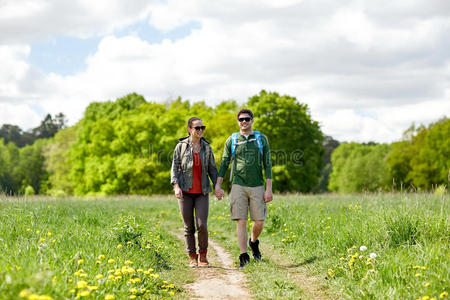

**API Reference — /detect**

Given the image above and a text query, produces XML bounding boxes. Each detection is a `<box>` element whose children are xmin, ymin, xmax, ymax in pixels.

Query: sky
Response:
<box><xmin>0</xmin><ymin>0</ymin><xmax>449</xmax><ymax>143</ymax></box>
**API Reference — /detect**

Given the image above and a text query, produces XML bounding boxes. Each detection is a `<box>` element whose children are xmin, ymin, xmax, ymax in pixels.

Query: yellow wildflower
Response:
<box><xmin>26</xmin><ymin>228</ymin><xmax>31</xmax><ymax>232</ymax></box>
<box><xmin>107</xmin><ymin>275</ymin><xmax>115</xmax><ymax>281</ymax></box>
<box><xmin>19</xmin><ymin>289</ymin><xmax>31</xmax><ymax>298</ymax></box>
<box><xmin>415</xmin><ymin>273</ymin><xmax>422</xmax><ymax>277</ymax></box>
<box><xmin>105</xmin><ymin>295</ymin><xmax>115</xmax><ymax>300</ymax></box>
<box><xmin>424</xmin><ymin>282</ymin><xmax>431</xmax><ymax>287</ymax></box>
<box><xmin>36</xmin><ymin>230</ymin><xmax>40</xmax><ymax>234</ymax></box>
<box><xmin>98</xmin><ymin>254</ymin><xmax>105</xmax><ymax>260</ymax></box>
<box><xmin>69</xmin><ymin>289</ymin><xmax>75</xmax><ymax>294</ymax></box>
<box><xmin>80</xmin><ymin>291</ymin><xmax>91</xmax><ymax>297</ymax></box>
<box><xmin>77</xmin><ymin>259</ymin><xmax>84</xmax><ymax>265</ymax></box>
<box><xmin>440</xmin><ymin>292</ymin><xmax>448</xmax><ymax>298</ymax></box>
<box><xmin>47</xmin><ymin>232</ymin><xmax>52</xmax><ymax>236</ymax></box>
<box><xmin>169</xmin><ymin>292</ymin><xmax>175</xmax><ymax>296</ymax></box>
<box><xmin>96</xmin><ymin>274</ymin><xmax>104</xmax><ymax>279</ymax></box>
<box><xmin>117</xmin><ymin>244</ymin><xmax>123</xmax><ymax>249</ymax></box>
<box><xmin>52</xmin><ymin>276</ymin><xmax>57</xmax><ymax>282</ymax></box>
<box><xmin>39</xmin><ymin>238</ymin><xmax>46</xmax><ymax>242</ymax></box>
<box><xmin>108</xmin><ymin>259</ymin><xmax>115</xmax><ymax>264</ymax></box>
<box><xmin>125</xmin><ymin>260</ymin><xmax>133</xmax><ymax>265</ymax></box>
<box><xmin>129</xmin><ymin>296</ymin><xmax>136</xmax><ymax>299</ymax></box>
<box><xmin>88</xmin><ymin>286</ymin><xmax>98</xmax><ymax>291</ymax></box>
<box><xmin>76</xmin><ymin>280</ymin><xmax>88</xmax><ymax>289</ymax></box>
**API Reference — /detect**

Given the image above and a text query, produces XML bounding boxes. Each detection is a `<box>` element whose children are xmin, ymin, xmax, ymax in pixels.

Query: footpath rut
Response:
<box><xmin>173</xmin><ymin>231</ymin><xmax>251</xmax><ymax>299</ymax></box>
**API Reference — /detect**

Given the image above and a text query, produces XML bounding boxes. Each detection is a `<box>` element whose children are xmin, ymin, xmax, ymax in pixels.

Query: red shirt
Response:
<box><xmin>185</xmin><ymin>152</ymin><xmax>202</xmax><ymax>193</ymax></box>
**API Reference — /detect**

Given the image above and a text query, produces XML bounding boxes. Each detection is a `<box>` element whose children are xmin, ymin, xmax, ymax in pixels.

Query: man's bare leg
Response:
<box><xmin>251</xmin><ymin>220</ymin><xmax>264</xmax><ymax>242</ymax></box>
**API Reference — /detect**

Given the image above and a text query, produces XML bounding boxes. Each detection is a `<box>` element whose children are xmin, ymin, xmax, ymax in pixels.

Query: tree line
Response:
<box><xmin>0</xmin><ymin>92</ymin><xmax>447</xmax><ymax>196</ymax></box>
<box><xmin>0</xmin><ymin>113</ymin><xmax>67</xmax><ymax>147</ymax></box>
<box><xmin>329</xmin><ymin>118</ymin><xmax>449</xmax><ymax>192</ymax></box>
<box><xmin>0</xmin><ymin>91</ymin><xmax>324</xmax><ymax>195</ymax></box>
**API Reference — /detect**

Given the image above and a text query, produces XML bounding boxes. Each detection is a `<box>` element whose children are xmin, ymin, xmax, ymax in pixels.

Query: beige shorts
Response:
<box><xmin>230</xmin><ymin>184</ymin><xmax>266</xmax><ymax>221</ymax></box>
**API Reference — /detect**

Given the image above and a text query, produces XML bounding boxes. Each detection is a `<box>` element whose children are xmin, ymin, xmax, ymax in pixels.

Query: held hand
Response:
<box><xmin>264</xmin><ymin>189</ymin><xmax>273</xmax><ymax>203</ymax></box>
<box><xmin>174</xmin><ymin>186</ymin><xmax>183</xmax><ymax>199</ymax></box>
<box><xmin>215</xmin><ymin>187</ymin><xmax>225</xmax><ymax>200</ymax></box>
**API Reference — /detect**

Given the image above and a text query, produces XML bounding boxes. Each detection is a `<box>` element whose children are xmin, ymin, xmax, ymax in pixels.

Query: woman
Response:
<box><xmin>170</xmin><ymin>117</ymin><xmax>218</xmax><ymax>267</ymax></box>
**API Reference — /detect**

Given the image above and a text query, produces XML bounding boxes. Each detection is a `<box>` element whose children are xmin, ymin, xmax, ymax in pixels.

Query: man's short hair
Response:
<box><xmin>237</xmin><ymin>109</ymin><xmax>253</xmax><ymax>120</ymax></box>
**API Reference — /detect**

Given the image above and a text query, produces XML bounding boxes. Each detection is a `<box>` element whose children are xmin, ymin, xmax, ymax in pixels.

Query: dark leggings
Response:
<box><xmin>178</xmin><ymin>192</ymin><xmax>209</xmax><ymax>253</ymax></box>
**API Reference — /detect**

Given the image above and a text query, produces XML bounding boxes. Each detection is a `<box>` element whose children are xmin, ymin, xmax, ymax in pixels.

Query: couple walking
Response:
<box><xmin>170</xmin><ymin>109</ymin><xmax>273</xmax><ymax>268</ymax></box>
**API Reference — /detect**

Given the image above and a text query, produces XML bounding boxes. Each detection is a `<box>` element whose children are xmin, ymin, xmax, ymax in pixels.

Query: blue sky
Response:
<box><xmin>0</xmin><ymin>0</ymin><xmax>449</xmax><ymax>142</ymax></box>
<box><xmin>29</xmin><ymin>20</ymin><xmax>202</xmax><ymax>76</ymax></box>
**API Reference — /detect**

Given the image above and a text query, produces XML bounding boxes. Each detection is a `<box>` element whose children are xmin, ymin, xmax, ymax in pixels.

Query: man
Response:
<box><xmin>215</xmin><ymin>108</ymin><xmax>273</xmax><ymax>268</ymax></box>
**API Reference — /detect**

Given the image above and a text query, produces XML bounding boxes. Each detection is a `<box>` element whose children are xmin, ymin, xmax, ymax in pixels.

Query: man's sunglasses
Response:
<box><xmin>238</xmin><ymin>117</ymin><xmax>252</xmax><ymax>122</ymax></box>
<box><xmin>193</xmin><ymin>126</ymin><xmax>206</xmax><ymax>131</ymax></box>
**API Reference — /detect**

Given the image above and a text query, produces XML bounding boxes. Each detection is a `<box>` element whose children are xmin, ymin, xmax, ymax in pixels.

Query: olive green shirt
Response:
<box><xmin>218</xmin><ymin>132</ymin><xmax>272</xmax><ymax>187</ymax></box>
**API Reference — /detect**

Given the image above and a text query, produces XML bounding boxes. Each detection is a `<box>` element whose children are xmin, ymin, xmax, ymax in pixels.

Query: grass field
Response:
<box><xmin>0</xmin><ymin>193</ymin><xmax>448</xmax><ymax>299</ymax></box>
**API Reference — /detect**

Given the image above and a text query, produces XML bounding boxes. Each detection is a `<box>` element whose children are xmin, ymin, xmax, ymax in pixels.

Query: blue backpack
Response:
<box><xmin>229</xmin><ymin>131</ymin><xmax>263</xmax><ymax>180</ymax></box>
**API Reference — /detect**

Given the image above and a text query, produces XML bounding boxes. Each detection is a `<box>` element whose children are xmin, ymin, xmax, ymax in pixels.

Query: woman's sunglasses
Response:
<box><xmin>193</xmin><ymin>126</ymin><xmax>206</xmax><ymax>131</ymax></box>
<box><xmin>238</xmin><ymin>117</ymin><xmax>252</xmax><ymax>122</ymax></box>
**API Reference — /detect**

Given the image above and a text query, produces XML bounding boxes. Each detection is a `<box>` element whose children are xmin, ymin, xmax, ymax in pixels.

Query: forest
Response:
<box><xmin>0</xmin><ymin>91</ymin><xmax>448</xmax><ymax>196</ymax></box>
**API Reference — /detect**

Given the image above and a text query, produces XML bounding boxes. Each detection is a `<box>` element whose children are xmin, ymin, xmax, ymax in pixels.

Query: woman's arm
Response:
<box><xmin>207</xmin><ymin>146</ymin><xmax>218</xmax><ymax>187</ymax></box>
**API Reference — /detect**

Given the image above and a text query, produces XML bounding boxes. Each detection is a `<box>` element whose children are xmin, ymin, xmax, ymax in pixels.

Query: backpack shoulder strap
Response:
<box><xmin>180</xmin><ymin>142</ymin><xmax>188</xmax><ymax>159</ymax></box>
<box><xmin>177</xmin><ymin>142</ymin><xmax>188</xmax><ymax>173</ymax></box>
<box><xmin>231</xmin><ymin>132</ymin><xmax>239</xmax><ymax>158</ymax></box>
<box><xmin>253</xmin><ymin>131</ymin><xmax>263</xmax><ymax>155</ymax></box>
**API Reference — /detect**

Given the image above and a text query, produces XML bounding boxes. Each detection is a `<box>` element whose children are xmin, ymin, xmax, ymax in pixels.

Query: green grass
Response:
<box><xmin>209</xmin><ymin>193</ymin><xmax>449</xmax><ymax>300</ymax></box>
<box><xmin>0</xmin><ymin>196</ymin><xmax>189</xmax><ymax>300</ymax></box>
<box><xmin>1</xmin><ymin>193</ymin><xmax>448</xmax><ymax>300</ymax></box>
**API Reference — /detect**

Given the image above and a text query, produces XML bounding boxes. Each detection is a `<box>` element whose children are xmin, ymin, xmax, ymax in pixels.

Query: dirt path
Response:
<box><xmin>174</xmin><ymin>230</ymin><xmax>334</xmax><ymax>300</ymax></box>
<box><xmin>173</xmin><ymin>231</ymin><xmax>251</xmax><ymax>299</ymax></box>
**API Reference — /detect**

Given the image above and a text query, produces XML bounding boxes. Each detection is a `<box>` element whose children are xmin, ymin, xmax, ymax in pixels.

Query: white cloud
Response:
<box><xmin>0</xmin><ymin>0</ymin><xmax>158</xmax><ymax>43</ymax></box>
<box><xmin>0</xmin><ymin>0</ymin><xmax>449</xmax><ymax>142</ymax></box>
<box><xmin>0</xmin><ymin>102</ymin><xmax>42</xmax><ymax>130</ymax></box>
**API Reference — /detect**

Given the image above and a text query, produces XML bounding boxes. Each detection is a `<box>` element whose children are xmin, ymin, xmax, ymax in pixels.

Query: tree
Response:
<box><xmin>329</xmin><ymin>143</ymin><xmax>391</xmax><ymax>193</ymax></box>
<box><xmin>0</xmin><ymin>125</ymin><xmax>24</xmax><ymax>147</ymax></box>
<box><xmin>0</xmin><ymin>139</ymin><xmax>20</xmax><ymax>194</ymax></box>
<box><xmin>386</xmin><ymin>118</ymin><xmax>449</xmax><ymax>190</ymax></box>
<box><xmin>314</xmin><ymin>136</ymin><xmax>340</xmax><ymax>192</ymax></box>
<box><xmin>31</xmin><ymin>114</ymin><xmax>60</xmax><ymax>139</ymax></box>
<box><xmin>13</xmin><ymin>139</ymin><xmax>49</xmax><ymax>194</ymax></box>
<box><xmin>44</xmin><ymin>125</ymin><xmax>78</xmax><ymax>195</ymax></box>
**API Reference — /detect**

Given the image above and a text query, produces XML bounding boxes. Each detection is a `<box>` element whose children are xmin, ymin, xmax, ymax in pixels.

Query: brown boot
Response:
<box><xmin>199</xmin><ymin>250</ymin><xmax>209</xmax><ymax>267</ymax></box>
<box><xmin>189</xmin><ymin>252</ymin><xmax>198</xmax><ymax>268</ymax></box>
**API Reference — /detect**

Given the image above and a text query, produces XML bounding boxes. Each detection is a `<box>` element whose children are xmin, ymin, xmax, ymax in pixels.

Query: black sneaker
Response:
<box><xmin>249</xmin><ymin>239</ymin><xmax>262</xmax><ymax>260</ymax></box>
<box><xmin>239</xmin><ymin>253</ymin><xmax>250</xmax><ymax>268</ymax></box>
